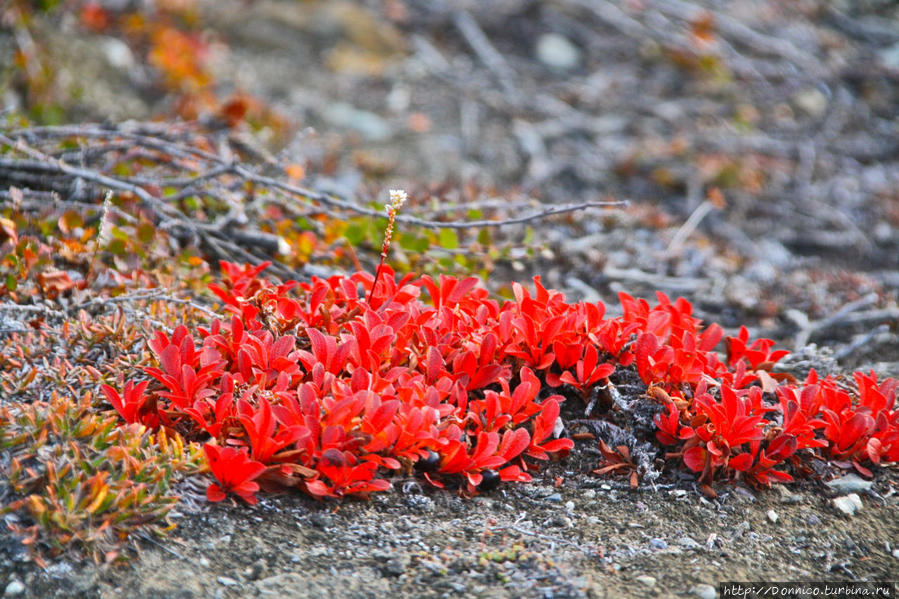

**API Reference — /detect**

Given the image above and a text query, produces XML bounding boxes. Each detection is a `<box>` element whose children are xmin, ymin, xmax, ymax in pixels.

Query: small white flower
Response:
<box><xmin>388</xmin><ymin>189</ymin><xmax>408</xmax><ymax>209</ymax></box>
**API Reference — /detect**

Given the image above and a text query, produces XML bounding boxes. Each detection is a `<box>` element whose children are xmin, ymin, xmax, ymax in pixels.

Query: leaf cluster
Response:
<box><xmin>102</xmin><ymin>262</ymin><xmax>899</xmax><ymax>506</ymax></box>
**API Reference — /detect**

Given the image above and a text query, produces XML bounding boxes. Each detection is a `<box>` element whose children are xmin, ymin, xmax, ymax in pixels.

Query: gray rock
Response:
<box><xmin>767</xmin><ymin>510</ymin><xmax>779</xmax><ymax>524</ymax></box>
<box><xmin>384</xmin><ymin>555</ymin><xmax>410</xmax><ymax>576</ymax></box>
<box><xmin>217</xmin><ymin>576</ymin><xmax>239</xmax><ymax>587</ymax></box>
<box><xmin>322</xmin><ymin>103</ymin><xmax>392</xmax><ymax>141</ymax></box>
<box><xmin>825</xmin><ymin>474</ymin><xmax>873</xmax><ymax>494</ymax></box>
<box><xmin>833</xmin><ymin>493</ymin><xmax>863</xmax><ymax>516</ymax></box>
<box><xmin>792</xmin><ymin>87</ymin><xmax>828</xmax><ymax>118</ymax></box>
<box><xmin>879</xmin><ymin>42</ymin><xmax>899</xmax><ymax>69</ymax></box>
<box><xmin>546</xmin><ymin>493</ymin><xmax>563</xmax><ymax>503</ymax></box>
<box><xmin>256</xmin><ymin>573</ymin><xmax>305</xmax><ymax>595</ymax></box>
<box><xmin>309</xmin><ymin>511</ymin><xmax>333</xmax><ymax>529</ymax></box>
<box><xmin>635</xmin><ymin>575</ymin><xmax>656</xmax><ymax>588</ymax></box>
<box><xmin>3</xmin><ymin>580</ymin><xmax>24</xmax><ymax>597</ymax></box>
<box><xmin>692</xmin><ymin>583</ymin><xmax>717</xmax><ymax>599</ymax></box>
<box><xmin>678</xmin><ymin>536</ymin><xmax>702</xmax><ymax>550</ymax></box>
<box><xmin>583</xmin><ymin>489</ymin><xmax>597</xmax><ymax>500</ymax></box>
<box><xmin>892</xmin><ymin>548</ymin><xmax>899</xmax><ymax>559</ymax></box>
<box><xmin>536</xmin><ymin>33</ymin><xmax>581</xmax><ymax>71</ymax></box>
<box><xmin>649</xmin><ymin>538</ymin><xmax>668</xmax><ymax>550</ymax></box>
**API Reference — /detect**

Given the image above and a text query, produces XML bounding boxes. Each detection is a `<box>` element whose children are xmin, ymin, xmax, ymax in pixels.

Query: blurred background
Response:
<box><xmin>2</xmin><ymin>0</ymin><xmax>898</xmax><ymax>372</ymax></box>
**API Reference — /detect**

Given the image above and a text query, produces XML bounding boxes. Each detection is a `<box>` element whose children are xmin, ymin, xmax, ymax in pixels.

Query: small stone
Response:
<box><xmin>833</xmin><ymin>493</ymin><xmax>863</xmax><ymax>516</ymax></box>
<box><xmin>384</xmin><ymin>555</ymin><xmax>409</xmax><ymax>576</ymax></box>
<box><xmin>322</xmin><ymin>103</ymin><xmax>392</xmax><ymax>141</ymax></box>
<box><xmin>806</xmin><ymin>514</ymin><xmax>821</xmax><ymax>526</ymax></box>
<box><xmin>892</xmin><ymin>549</ymin><xmax>899</xmax><ymax>559</ymax></box>
<box><xmin>792</xmin><ymin>88</ymin><xmax>828</xmax><ymax>118</ymax></box>
<box><xmin>102</xmin><ymin>37</ymin><xmax>135</xmax><ymax>70</ymax></box>
<box><xmin>733</xmin><ymin>486</ymin><xmax>755</xmax><ymax>502</ymax></box>
<box><xmin>678</xmin><ymin>536</ymin><xmax>702</xmax><ymax>550</ymax></box>
<box><xmin>309</xmin><ymin>512</ymin><xmax>333</xmax><ymax>529</ymax></box>
<box><xmin>217</xmin><ymin>576</ymin><xmax>239</xmax><ymax>587</ymax></box>
<box><xmin>879</xmin><ymin>42</ymin><xmax>899</xmax><ymax>69</ymax></box>
<box><xmin>780</xmin><ymin>493</ymin><xmax>802</xmax><ymax>505</ymax></box>
<box><xmin>767</xmin><ymin>510</ymin><xmax>779</xmax><ymax>524</ymax></box>
<box><xmin>536</xmin><ymin>33</ymin><xmax>581</xmax><ymax>71</ymax></box>
<box><xmin>550</xmin><ymin>515</ymin><xmax>572</xmax><ymax>528</ymax></box>
<box><xmin>564</xmin><ymin>500</ymin><xmax>575</xmax><ymax>512</ymax></box>
<box><xmin>635</xmin><ymin>575</ymin><xmax>656</xmax><ymax>588</ymax></box>
<box><xmin>246</xmin><ymin>559</ymin><xmax>266</xmax><ymax>581</ymax></box>
<box><xmin>825</xmin><ymin>474</ymin><xmax>873</xmax><ymax>494</ymax></box>
<box><xmin>583</xmin><ymin>489</ymin><xmax>596</xmax><ymax>500</ymax></box>
<box><xmin>692</xmin><ymin>583</ymin><xmax>717</xmax><ymax>599</ymax></box>
<box><xmin>198</xmin><ymin>557</ymin><xmax>211</xmax><ymax>568</ymax></box>
<box><xmin>546</xmin><ymin>493</ymin><xmax>563</xmax><ymax>503</ymax></box>
<box><xmin>4</xmin><ymin>580</ymin><xmax>25</xmax><ymax>597</ymax></box>
<box><xmin>649</xmin><ymin>538</ymin><xmax>668</xmax><ymax>550</ymax></box>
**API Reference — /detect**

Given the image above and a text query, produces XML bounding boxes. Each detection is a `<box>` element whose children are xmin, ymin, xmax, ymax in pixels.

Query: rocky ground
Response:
<box><xmin>2</xmin><ymin>0</ymin><xmax>899</xmax><ymax>597</ymax></box>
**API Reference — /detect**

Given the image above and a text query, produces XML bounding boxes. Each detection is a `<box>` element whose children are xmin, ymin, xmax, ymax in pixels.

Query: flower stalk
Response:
<box><xmin>367</xmin><ymin>189</ymin><xmax>407</xmax><ymax>305</ymax></box>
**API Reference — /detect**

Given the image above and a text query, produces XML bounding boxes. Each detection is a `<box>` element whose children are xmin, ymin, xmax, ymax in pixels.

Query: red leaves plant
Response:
<box><xmin>204</xmin><ymin>443</ymin><xmax>266</xmax><ymax>505</ymax></box>
<box><xmin>101</xmin><ymin>261</ymin><xmax>899</xmax><ymax>504</ymax></box>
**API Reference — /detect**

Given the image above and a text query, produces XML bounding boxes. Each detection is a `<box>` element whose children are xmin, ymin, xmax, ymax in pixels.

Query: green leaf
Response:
<box><xmin>523</xmin><ymin>226</ymin><xmax>534</xmax><ymax>245</ymax></box>
<box><xmin>438</xmin><ymin>228</ymin><xmax>459</xmax><ymax>250</ymax></box>
<box><xmin>137</xmin><ymin>223</ymin><xmax>156</xmax><ymax>244</ymax></box>
<box><xmin>107</xmin><ymin>239</ymin><xmax>127</xmax><ymax>255</ymax></box>
<box><xmin>398</xmin><ymin>233</ymin><xmax>430</xmax><ymax>253</ymax></box>
<box><xmin>5</xmin><ymin>273</ymin><xmax>16</xmax><ymax>291</ymax></box>
<box><xmin>344</xmin><ymin>222</ymin><xmax>368</xmax><ymax>246</ymax></box>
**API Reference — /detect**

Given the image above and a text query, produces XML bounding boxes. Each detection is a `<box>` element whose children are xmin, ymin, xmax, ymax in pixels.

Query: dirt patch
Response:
<box><xmin>3</xmin><ymin>446</ymin><xmax>897</xmax><ymax>599</ymax></box>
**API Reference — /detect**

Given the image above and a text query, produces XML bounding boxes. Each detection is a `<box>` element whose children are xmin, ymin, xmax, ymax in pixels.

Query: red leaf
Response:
<box><xmin>683</xmin><ymin>446</ymin><xmax>706</xmax><ymax>472</ymax></box>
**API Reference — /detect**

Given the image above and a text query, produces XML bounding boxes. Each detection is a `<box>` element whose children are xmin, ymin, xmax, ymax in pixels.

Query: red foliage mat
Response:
<box><xmin>102</xmin><ymin>262</ymin><xmax>899</xmax><ymax>503</ymax></box>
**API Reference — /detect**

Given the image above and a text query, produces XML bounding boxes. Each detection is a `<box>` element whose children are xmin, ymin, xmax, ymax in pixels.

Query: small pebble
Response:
<box><xmin>564</xmin><ymin>500</ymin><xmax>575</xmax><ymax>512</ymax></box>
<box><xmin>583</xmin><ymin>489</ymin><xmax>596</xmax><ymax>500</ymax></box>
<box><xmin>892</xmin><ymin>549</ymin><xmax>899</xmax><ymax>559</ymax></box>
<box><xmin>733</xmin><ymin>487</ymin><xmax>755</xmax><ymax>502</ymax></box>
<box><xmin>833</xmin><ymin>494</ymin><xmax>863</xmax><ymax>517</ymax></box>
<box><xmin>384</xmin><ymin>555</ymin><xmax>410</xmax><ymax>576</ymax></box>
<box><xmin>217</xmin><ymin>576</ymin><xmax>239</xmax><ymax>587</ymax></box>
<box><xmin>825</xmin><ymin>474</ymin><xmax>873</xmax><ymax>494</ymax></box>
<box><xmin>198</xmin><ymin>557</ymin><xmax>211</xmax><ymax>568</ymax></box>
<box><xmin>550</xmin><ymin>515</ymin><xmax>573</xmax><ymax>528</ymax></box>
<box><xmin>309</xmin><ymin>512</ymin><xmax>333</xmax><ymax>529</ymax></box>
<box><xmin>792</xmin><ymin>87</ymin><xmax>828</xmax><ymax>117</ymax></box>
<box><xmin>4</xmin><ymin>580</ymin><xmax>25</xmax><ymax>597</ymax></box>
<box><xmin>535</xmin><ymin>33</ymin><xmax>581</xmax><ymax>71</ymax></box>
<box><xmin>649</xmin><ymin>538</ymin><xmax>667</xmax><ymax>550</ymax></box>
<box><xmin>692</xmin><ymin>583</ymin><xmax>717</xmax><ymax>599</ymax></box>
<box><xmin>635</xmin><ymin>575</ymin><xmax>656</xmax><ymax>588</ymax></box>
<box><xmin>767</xmin><ymin>510</ymin><xmax>779</xmax><ymax>524</ymax></box>
<box><xmin>322</xmin><ymin>103</ymin><xmax>392</xmax><ymax>141</ymax></box>
<box><xmin>546</xmin><ymin>493</ymin><xmax>563</xmax><ymax>503</ymax></box>
<box><xmin>806</xmin><ymin>514</ymin><xmax>821</xmax><ymax>526</ymax></box>
<box><xmin>678</xmin><ymin>536</ymin><xmax>702</xmax><ymax>550</ymax></box>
